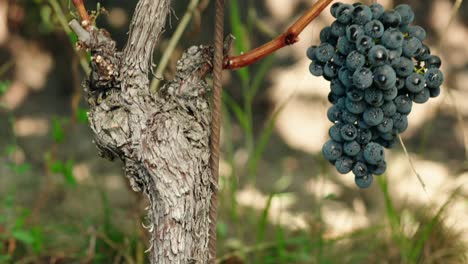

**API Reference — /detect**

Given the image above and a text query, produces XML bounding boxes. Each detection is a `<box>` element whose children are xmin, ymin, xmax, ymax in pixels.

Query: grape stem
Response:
<box><xmin>71</xmin><ymin>0</ymin><xmax>91</xmax><ymax>29</ymax></box>
<box><xmin>224</xmin><ymin>0</ymin><xmax>333</xmax><ymax>70</ymax></box>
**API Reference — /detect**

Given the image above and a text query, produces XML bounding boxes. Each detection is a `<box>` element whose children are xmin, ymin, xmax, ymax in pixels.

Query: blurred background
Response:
<box><xmin>0</xmin><ymin>0</ymin><xmax>467</xmax><ymax>263</ymax></box>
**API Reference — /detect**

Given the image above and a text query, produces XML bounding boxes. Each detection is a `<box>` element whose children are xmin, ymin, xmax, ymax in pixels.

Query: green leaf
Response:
<box><xmin>50</xmin><ymin>160</ymin><xmax>64</xmax><ymax>173</ymax></box>
<box><xmin>63</xmin><ymin>159</ymin><xmax>77</xmax><ymax>187</ymax></box>
<box><xmin>76</xmin><ymin>107</ymin><xmax>89</xmax><ymax>123</ymax></box>
<box><xmin>68</xmin><ymin>31</ymin><xmax>78</xmax><ymax>46</ymax></box>
<box><xmin>0</xmin><ymin>80</ymin><xmax>10</xmax><ymax>96</ymax></box>
<box><xmin>52</xmin><ymin>118</ymin><xmax>65</xmax><ymax>143</ymax></box>
<box><xmin>12</xmin><ymin>230</ymin><xmax>35</xmax><ymax>245</ymax></box>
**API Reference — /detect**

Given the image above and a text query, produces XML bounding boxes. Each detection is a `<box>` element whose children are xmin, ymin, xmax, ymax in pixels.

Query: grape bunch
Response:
<box><xmin>307</xmin><ymin>2</ymin><xmax>444</xmax><ymax>188</ymax></box>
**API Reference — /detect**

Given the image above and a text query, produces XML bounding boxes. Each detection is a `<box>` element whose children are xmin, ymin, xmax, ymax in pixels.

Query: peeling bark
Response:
<box><xmin>69</xmin><ymin>0</ymin><xmax>214</xmax><ymax>262</ymax></box>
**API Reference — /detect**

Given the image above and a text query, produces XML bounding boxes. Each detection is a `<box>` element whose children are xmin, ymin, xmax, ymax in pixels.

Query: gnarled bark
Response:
<box><xmin>69</xmin><ymin>0</ymin><xmax>214</xmax><ymax>262</ymax></box>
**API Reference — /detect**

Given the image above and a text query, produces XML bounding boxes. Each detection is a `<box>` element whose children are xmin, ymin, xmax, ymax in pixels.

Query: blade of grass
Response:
<box><xmin>229</xmin><ymin>0</ymin><xmax>250</xmax><ymax>84</ymax></box>
<box><xmin>222</xmin><ymin>91</ymin><xmax>249</xmax><ymax>133</ymax></box>
<box><xmin>398</xmin><ymin>135</ymin><xmax>427</xmax><ymax>193</ymax></box>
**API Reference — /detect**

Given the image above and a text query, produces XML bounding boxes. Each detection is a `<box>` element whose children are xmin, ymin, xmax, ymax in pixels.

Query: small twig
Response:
<box><xmin>223</xmin><ymin>0</ymin><xmax>332</xmax><ymax>70</ymax></box>
<box><xmin>71</xmin><ymin>0</ymin><xmax>91</xmax><ymax>26</ymax></box>
<box><xmin>149</xmin><ymin>0</ymin><xmax>201</xmax><ymax>92</ymax></box>
<box><xmin>398</xmin><ymin>135</ymin><xmax>427</xmax><ymax>193</ymax></box>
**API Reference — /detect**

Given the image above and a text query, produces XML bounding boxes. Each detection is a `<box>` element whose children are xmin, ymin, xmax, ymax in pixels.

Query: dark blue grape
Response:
<box><xmin>331</xmin><ymin>21</ymin><xmax>347</xmax><ymax>38</ymax></box>
<box><xmin>373</xmin><ymin>65</ymin><xmax>397</xmax><ymax>89</ymax></box>
<box><xmin>425</xmin><ymin>68</ymin><xmax>444</xmax><ymax>88</ymax></box>
<box><xmin>407</xmin><ymin>25</ymin><xmax>426</xmax><ymax>41</ymax></box>
<box><xmin>330</xmin><ymin>79</ymin><xmax>346</xmax><ymax>96</ymax></box>
<box><xmin>382</xmin><ymin>101</ymin><xmax>397</xmax><ymax>116</ymax></box>
<box><xmin>315</xmin><ymin>43</ymin><xmax>335</xmax><ymax>63</ymax></box>
<box><xmin>364</xmin><ymin>88</ymin><xmax>384</xmax><ymax>106</ymax></box>
<box><xmin>327</xmin><ymin>105</ymin><xmax>342</xmax><ymax>122</ymax></box>
<box><xmin>388</xmin><ymin>48</ymin><xmax>402</xmax><ymax>67</ymax></box>
<box><xmin>347</xmin><ymin>88</ymin><xmax>364</xmax><ymax>102</ymax></box>
<box><xmin>371</xmin><ymin>160</ymin><xmax>387</xmax><ymax>175</ymax></box>
<box><xmin>356</xmin><ymin>35</ymin><xmax>375</xmax><ymax>53</ymax></box>
<box><xmin>365</xmin><ymin>20</ymin><xmax>385</xmax><ymax>38</ymax></box>
<box><xmin>319</xmin><ymin>26</ymin><xmax>335</xmax><ymax>44</ymax></box>
<box><xmin>330</xmin><ymin>2</ymin><xmax>344</xmax><ymax>18</ymax></box>
<box><xmin>405</xmin><ymin>73</ymin><xmax>425</xmax><ymax>93</ymax></box>
<box><xmin>328</xmin><ymin>92</ymin><xmax>340</xmax><ymax>104</ymax></box>
<box><xmin>377</xmin><ymin>117</ymin><xmax>393</xmax><ymax>133</ymax></box>
<box><xmin>353</xmin><ymin>67</ymin><xmax>373</xmax><ymax>89</ymax></box>
<box><xmin>368</xmin><ymin>45</ymin><xmax>388</xmax><ymax>66</ymax></box>
<box><xmin>382</xmin><ymin>28</ymin><xmax>404</xmax><ymax>49</ymax></box>
<box><xmin>357</xmin><ymin>129</ymin><xmax>372</xmax><ymax>144</ymax></box>
<box><xmin>324</xmin><ymin>62</ymin><xmax>339</xmax><ymax>79</ymax></box>
<box><xmin>415</xmin><ymin>44</ymin><xmax>431</xmax><ymax>61</ymax></box>
<box><xmin>383</xmin><ymin>86</ymin><xmax>398</xmax><ymax>101</ymax></box>
<box><xmin>429</xmin><ymin>87</ymin><xmax>441</xmax><ymax>98</ymax></box>
<box><xmin>395</xmin><ymin>77</ymin><xmax>405</xmax><ymax>90</ymax></box>
<box><xmin>394</xmin><ymin>95</ymin><xmax>412</xmax><ymax>114</ymax></box>
<box><xmin>335</xmin><ymin>156</ymin><xmax>354</xmax><ymax>174</ymax></box>
<box><xmin>411</xmin><ymin>87</ymin><xmax>430</xmax><ymax>104</ymax></box>
<box><xmin>338</xmin><ymin>67</ymin><xmax>353</xmax><ymax>87</ymax></box>
<box><xmin>346</xmin><ymin>50</ymin><xmax>366</xmax><ymax>71</ymax></box>
<box><xmin>394</xmin><ymin>4</ymin><xmax>415</xmax><ymax>25</ymax></box>
<box><xmin>363</xmin><ymin>107</ymin><xmax>384</xmax><ymax>126</ymax></box>
<box><xmin>352</xmin><ymin>5</ymin><xmax>372</xmax><ymax>25</ymax></box>
<box><xmin>381</xmin><ymin>10</ymin><xmax>402</xmax><ymax>28</ymax></box>
<box><xmin>425</xmin><ymin>55</ymin><xmax>442</xmax><ymax>68</ymax></box>
<box><xmin>357</xmin><ymin>118</ymin><xmax>371</xmax><ymax>129</ymax></box>
<box><xmin>363</xmin><ymin>142</ymin><xmax>385</xmax><ymax>165</ymax></box>
<box><xmin>322</xmin><ymin>140</ymin><xmax>343</xmax><ymax>161</ymax></box>
<box><xmin>346</xmin><ymin>24</ymin><xmax>364</xmax><ymax>43</ymax></box>
<box><xmin>402</xmin><ymin>37</ymin><xmax>423</xmax><ymax>57</ymax></box>
<box><xmin>355</xmin><ymin>174</ymin><xmax>373</xmax><ymax>188</ymax></box>
<box><xmin>336</xmin><ymin>4</ymin><xmax>354</xmax><ymax>24</ymax></box>
<box><xmin>309</xmin><ymin>61</ymin><xmax>324</xmax><ymax>76</ymax></box>
<box><xmin>380</xmin><ymin>132</ymin><xmax>394</xmax><ymax>141</ymax></box>
<box><xmin>370</xmin><ymin>3</ymin><xmax>385</xmax><ymax>19</ymax></box>
<box><xmin>340</xmin><ymin>123</ymin><xmax>358</xmax><ymax>141</ymax></box>
<box><xmin>332</xmin><ymin>52</ymin><xmax>346</xmax><ymax>66</ymax></box>
<box><xmin>353</xmin><ymin>162</ymin><xmax>368</xmax><ymax>177</ymax></box>
<box><xmin>342</xmin><ymin>110</ymin><xmax>359</xmax><ymax>124</ymax></box>
<box><xmin>344</xmin><ymin>141</ymin><xmax>361</xmax><ymax>156</ymax></box>
<box><xmin>337</xmin><ymin>36</ymin><xmax>355</xmax><ymax>55</ymax></box>
<box><xmin>392</xmin><ymin>112</ymin><xmax>408</xmax><ymax>132</ymax></box>
<box><xmin>394</xmin><ymin>57</ymin><xmax>414</xmax><ymax>77</ymax></box>
<box><xmin>329</xmin><ymin>123</ymin><xmax>343</xmax><ymax>142</ymax></box>
<box><xmin>306</xmin><ymin>45</ymin><xmax>317</xmax><ymax>61</ymax></box>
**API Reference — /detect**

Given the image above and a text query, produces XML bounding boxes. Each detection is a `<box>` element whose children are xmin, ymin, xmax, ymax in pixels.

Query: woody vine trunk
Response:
<box><xmin>69</xmin><ymin>0</ymin><xmax>215</xmax><ymax>262</ymax></box>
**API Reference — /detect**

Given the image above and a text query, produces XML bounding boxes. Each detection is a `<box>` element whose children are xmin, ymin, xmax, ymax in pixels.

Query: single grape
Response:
<box><xmin>337</xmin><ymin>36</ymin><xmax>355</xmax><ymax>55</ymax></box>
<box><xmin>335</xmin><ymin>156</ymin><xmax>354</xmax><ymax>174</ymax></box>
<box><xmin>371</xmin><ymin>160</ymin><xmax>387</xmax><ymax>175</ymax></box>
<box><xmin>383</xmin><ymin>86</ymin><xmax>398</xmax><ymax>101</ymax></box>
<box><xmin>402</xmin><ymin>36</ymin><xmax>423</xmax><ymax>57</ymax></box>
<box><xmin>363</xmin><ymin>107</ymin><xmax>384</xmax><ymax>126</ymax></box>
<box><xmin>323</xmin><ymin>62</ymin><xmax>339</xmax><ymax>79</ymax></box>
<box><xmin>306</xmin><ymin>45</ymin><xmax>317</xmax><ymax>61</ymax></box>
<box><xmin>355</xmin><ymin>174</ymin><xmax>373</xmax><ymax>188</ymax></box>
<box><xmin>352</xmin><ymin>5</ymin><xmax>372</xmax><ymax>25</ymax></box>
<box><xmin>373</xmin><ymin>65</ymin><xmax>397</xmax><ymax>89</ymax></box>
<box><xmin>340</xmin><ymin>123</ymin><xmax>358</xmax><ymax>141</ymax></box>
<box><xmin>429</xmin><ymin>86</ymin><xmax>441</xmax><ymax>98</ymax></box>
<box><xmin>330</xmin><ymin>2</ymin><xmax>344</xmax><ymax>18</ymax></box>
<box><xmin>380</xmin><ymin>131</ymin><xmax>394</xmax><ymax>141</ymax></box>
<box><xmin>382</xmin><ymin>101</ymin><xmax>397</xmax><ymax>116</ymax></box>
<box><xmin>315</xmin><ymin>43</ymin><xmax>335</xmax><ymax>62</ymax></box>
<box><xmin>363</xmin><ymin>142</ymin><xmax>385</xmax><ymax>165</ymax></box>
<box><xmin>394</xmin><ymin>57</ymin><xmax>414</xmax><ymax>77</ymax></box>
<box><xmin>394</xmin><ymin>4</ymin><xmax>415</xmax><ymax>25</ymax></box>
<box><xmin>336</xmin><ymin>4</ymin><xmax>354</xmax><ymax>24</ymax></box>
<box><xmin>309</xmin><ymin>61</ymin><xmax>324</xmax><ymax>76</ymax></box>
<box><xmin>370</xmin><ymin>3</ymin><xmax>385</xmax><ymax>19</ymax></box>
<box><xmin>356</xmin><ymin>35</ymin><xmax>375</xmax><ymax>53</ymax></box>
<box><xmin>425</xmin><ymin>55</ymin><xmax>442</xmax><ymax>68</ymax></box>
<box><xmin>353</xmin><ymin>162</ymin><xmax>368</xmax><ymax>177</ymax></box>
<box><xmin>394</xmin><ymin>94</ymin><xmax>412</xmax><ymax>114</ymax></box>
<box><xmin>405</xmin><ymin>73</ymin><xmax>426</xmax><ymax>93</ymax></box>
<box><xmin>346</xmin><ymin>24</ymin><xmax>365</xmax><ymax>43</ymax></box>
<box><xmin>327</xmin><ymin>105</ymin><xmax>342</xmax><ymax>123</ymax></box>
<box><xmin>342</xmin><ymin>110</ymin><xmax>359</xmax><ymax>124</ymax></box>
<box><xmin>377</xmin><ymin>117</ymin><xmax>394</xmax><ymax>133</ymax></box>
<box><xmin>381</xmin><ymin>10</ymin><xmax>402</xmax><ymax>28</ymax></box>
<box><xmin>425</xmin><ymin>68</ymin><xmax>444</xmax><ymax>88</ymax></box>
<box><xmin>357</xmin><ymin>118</ymin><xmax>371</xmax><ymax>129</ymax></box>
<box><xmin>344</xmin><ymin>141</ymin><xmax>361</xmax><ymax>156</ymax></box>
<box><xmin>330</xmin><ymin>79</ymin><xmax>346</xmax><ymax>96</ymax></box>
<box><xmin>388</xmin><ymin>48</ymin><xmax>402</xmax><ymax>67</ymax></box>
<box><xmin>353</xmin><ymin>67</ymin><xmax>374</xmax><ymax>89</ymax></box>
<box><xmin>382</xmin><ymin>28</ymin><xmax>404</xmax><ymax>49</ymax></box>
<box><xmin>331</xmin><ymin>21</ymin><xmax>347</xmax><ymax>38</ymax></box>
<box><xmin>364</xmin><ymin>88</ymin><xmax>384</xmax><ymax>106</ymax></box>
<box><xmin>415</xmin><ymin>44</ymin><xmax>431</xmax><ymax>61</ymax></box>
<box><xmin>357</xmin><ymin>129</ymin><xmax>372</xmax><ymax>144</ymax></box>
<box><xmin>395</xmin><ymin>77</ymin><xmax>405</xmax><ymax>90</ymax></box>
<box><xmin>319</xmin><ymin>26</ymin><xmax>335</xmax><ymax>44</ymax></box>
<box><xmin>364</xmin><ymin>20</ymin><xmax>385</xmax><ymax>38</ymax></box>
<box><xmin>368</xmin><ymin>45</ymin><xmax>389</xmax><ymax>66</ymax></box>
<box><xmin>328</xmin><ymin>92</ymin><xmax>340</xmax><ymax>104</ymax></box>
<box><xmin>332</xmin><ymin>52</ymin><xmax>346</xmax><ymax>66</ymax></box>
<box><xmin>392</xmin><ymin>112</ymin><xmax>409</xmax><ymax>132</ymax></box>
<box><xmin>338</xmin><ymin>67</ymin><xmax>353</xmax><ymax>87</ymax></box>
<box><xmin>407</xmin><ymin>25</ymin><xmax>426</xmax><ymax>41</ymax></box>
<box><xmin>347</xmin><ymin>88</ymin><xmax>364</xmax><ymax>102</ymax></box>
<box><xmin>346</xmin><ymin>50</ymin><xmax>366</xmax><ymax>71</ymax></box>
<box><xmin>322</xmin><ymin>140</ymin><xmax>343</xmax><ymax>161</ymax></box>
<box><xmin>411</xmin><ymin>87</ymin><xmax>430</xmax><ymax>104</ymax></box>
<box><xmin>329</xmin><ymin>123</ymin><xmax>343</xmax><ymax>142</ymax></box>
